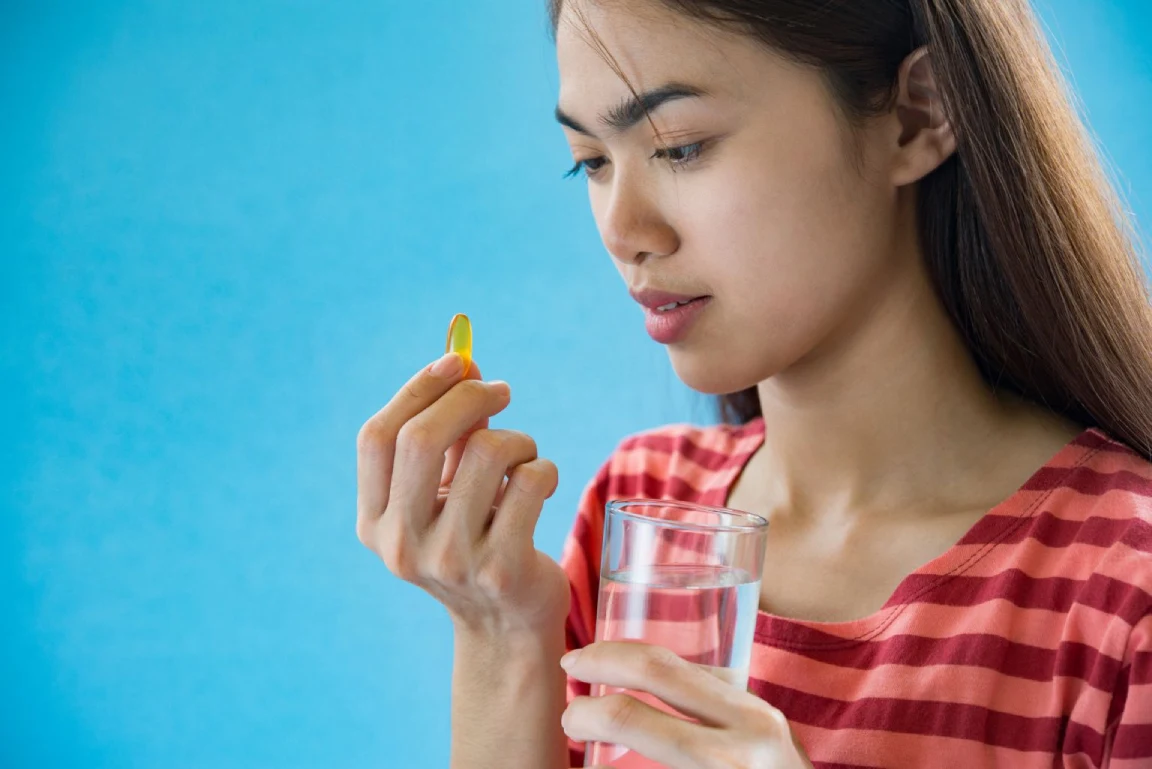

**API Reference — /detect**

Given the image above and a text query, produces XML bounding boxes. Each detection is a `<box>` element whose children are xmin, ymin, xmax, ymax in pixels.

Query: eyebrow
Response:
<box><xmin>554</xmin><ymin>82</ymin><xmax>711</xmax><ymax>139</ymax></box>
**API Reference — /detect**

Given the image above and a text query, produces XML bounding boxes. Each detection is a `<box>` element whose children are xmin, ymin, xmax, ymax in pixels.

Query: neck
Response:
<box><xmin>748</xmin><ymin>233</ymin><xmax>1077</xmax><ymax>521</ymax></box>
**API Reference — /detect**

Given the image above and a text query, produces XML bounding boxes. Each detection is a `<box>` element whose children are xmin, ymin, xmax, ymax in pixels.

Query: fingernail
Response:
<box><xmin>488</xmin><ymin>380</ymin><xmax>511</xmax><ymax>397</ymax></box>
<box><xmin>559</xmin><ymin>649</ymin><xmax>581</xmax><ymax>670</ymax></box>
<box><xmin>429</xmin><ymin>352</ymin><xmax>463</xmax><ymax>378</ymax></box>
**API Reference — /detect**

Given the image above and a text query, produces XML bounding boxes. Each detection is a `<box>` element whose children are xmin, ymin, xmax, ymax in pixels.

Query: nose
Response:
<box><xmin>596</xmin><ymin>172</ymin><xmax>679</xmax><ymax>266</ymax></box>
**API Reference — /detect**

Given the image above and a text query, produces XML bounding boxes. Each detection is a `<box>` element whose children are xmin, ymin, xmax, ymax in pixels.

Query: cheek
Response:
<box><xmin>694</xmin><ymin>126</ymin><xmax>894</xmax><ymax>326</ymax></box>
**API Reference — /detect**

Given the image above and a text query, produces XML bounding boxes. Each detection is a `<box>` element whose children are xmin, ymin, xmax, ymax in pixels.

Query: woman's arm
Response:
<box><xmin>355</xmin><ymin>354</ymin><xmax>572</xmax><ymax>768</ymax></box>
<box><xmin>451</xmin><ymin>624</ymin><xmax>569</xmax><ymax>769</ymax></box>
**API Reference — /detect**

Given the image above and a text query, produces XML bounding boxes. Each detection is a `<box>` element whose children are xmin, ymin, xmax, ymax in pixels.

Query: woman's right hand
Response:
<box><xmin>356</xmin><ymin>352</ymin><xmax>571</xmax><ymax>637</ymax></box>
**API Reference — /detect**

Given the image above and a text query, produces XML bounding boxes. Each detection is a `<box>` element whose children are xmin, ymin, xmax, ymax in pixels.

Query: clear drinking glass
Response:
<box><xmin>584</xmin><ymin>498</ymin><xmax>770</xmax><ymax>769</ymax></box>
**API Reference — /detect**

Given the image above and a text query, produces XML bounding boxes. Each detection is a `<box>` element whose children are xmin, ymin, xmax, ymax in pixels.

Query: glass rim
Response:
<box><xmin>606</xmin><ymin>498</ymin><xmax>769</xmax><ymax>533</ymax></box>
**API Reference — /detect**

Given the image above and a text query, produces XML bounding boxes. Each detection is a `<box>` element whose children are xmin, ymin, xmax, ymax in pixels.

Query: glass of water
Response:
<box><xmin>585</xmin><ymin>498</ymin><xmax>770</xmax><ymax>769</ymax></box>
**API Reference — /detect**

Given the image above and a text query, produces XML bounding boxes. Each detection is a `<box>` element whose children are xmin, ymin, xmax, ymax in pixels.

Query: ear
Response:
<box><xmin>889</xmin><ymin>47</ymin><xmax>956</xmax><ymax>186</ymax></box>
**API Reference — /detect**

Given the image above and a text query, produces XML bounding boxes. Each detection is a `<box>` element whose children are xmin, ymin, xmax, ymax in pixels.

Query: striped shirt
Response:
<box><xmin>559</xmin><ymin>416</ymin><xmax>1152</xmax><ymax>768</ymax></box>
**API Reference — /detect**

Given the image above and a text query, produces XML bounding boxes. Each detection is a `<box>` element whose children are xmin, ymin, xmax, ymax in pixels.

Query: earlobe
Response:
<box><xmin>891</xmin><ymin>47</ymin><xmax>957</xmax><ymax>186</ymax></box>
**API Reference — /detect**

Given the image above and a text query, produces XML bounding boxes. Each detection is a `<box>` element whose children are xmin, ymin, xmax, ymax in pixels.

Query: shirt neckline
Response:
<box><xmin>708</xmin><ymin>415</ymin><xmax>1106</xmax><ymax>650</ymax></box>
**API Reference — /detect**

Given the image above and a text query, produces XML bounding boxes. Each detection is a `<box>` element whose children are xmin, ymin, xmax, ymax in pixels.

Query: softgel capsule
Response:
<box><xmin>445</xmin><ymin>313</ymin><xmax>472</xmax><ymax>377</ymax></box>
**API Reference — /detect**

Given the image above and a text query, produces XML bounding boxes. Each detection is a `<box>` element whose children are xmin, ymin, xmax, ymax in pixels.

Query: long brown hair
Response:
<box><xmin>548</xmin><ymin>0</ymin><xmax>1152</xmax><ymax>460</ymax></box>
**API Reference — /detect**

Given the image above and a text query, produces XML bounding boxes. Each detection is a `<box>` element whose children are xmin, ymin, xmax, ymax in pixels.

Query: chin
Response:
<box><xmin>666</xmin><ymin>348</ymin><xmax>763</xmax><ymax>395</ymax></box>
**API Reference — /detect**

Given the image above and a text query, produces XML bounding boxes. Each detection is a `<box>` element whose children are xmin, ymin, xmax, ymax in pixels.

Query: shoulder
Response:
<box><xmin>588</xmin><ymin>417</ymin><xmax>764</xmax><ymax>503</ymax></box>
<box><xmin>562</xmin><ymin>417</ymin><xmax>762</xmax><ymax>588</ymax></box>
<box><xmin>1052</xmin><ymin>428</ymin><xmax>1152</xmax><ymax>534</ymax></box>
<box><xmin>1046</xmin><ymin>428</ymin><xmax>1152</xmax><ymax>602</ymax></box>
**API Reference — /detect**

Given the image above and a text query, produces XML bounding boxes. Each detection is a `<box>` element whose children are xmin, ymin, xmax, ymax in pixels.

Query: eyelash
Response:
<box><xmin>563</xmin><ymin>141</ymin><xmax>708</xmax><ymax>181</ymax></box>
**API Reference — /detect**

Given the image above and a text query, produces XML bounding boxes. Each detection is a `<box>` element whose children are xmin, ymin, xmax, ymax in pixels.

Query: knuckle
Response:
<box><xmin>509</xmin><ymin>458</ymin><xmax>556</xmax><ymax>495</ymax></box>
<box><xmin>421</xmin><ymin>543</ymin><xmax>469</xmax><ymax>588</ymax></box>
<box><xmin>743</xmin><ymin>743</ymin><xmax>779</xmax><ymax>768</ymax></box>
<box><xmin>356</xmin><ymin>419</ymin><xmax>386</xmax><ymax>455</ymax></box>
<box><xmin>507</xmin><ymin>429</ymin><xmax>538</xmax><ymax>457</ymax></box>
<box><xmin>379</xmin><ymin>529</ymin><xmax>417</xmax><ymax>580</ymax></box>
<box><xmin>400</xmin><ymin>380</ymin><xmax>424</xmax><ymax>404</ymax></box>
<box><xmin>475</xmin><ymin>558</ymin><xmax>514</xmax><ymax>596</ymax></box>
<box><xmin>764</xmin><ymin>705</ymin><xmax>791</xmax><ymax>736</ymax></box>
<box><xmin>601</xmin><ymin>694</ymin><xmax>640</xmax><ymax>736</ymax></box>
<box><xmin>465</xmin><ymin>428</ymin><xmax>506</xmax><ymax>463</ymax></box>
<box><xmin>691</xmin><ymin>742</ymin><xmax>732</xmax><ymax>769</ymax></box>
<box><xmin>715</xmin><ymin>745</ymin><xmax>760</xmax><ymax>769</ymax></box>
<box><xmin>642</xmin><ymin>646</ymin><xmax>682</xmax><ymax>681</ymax></box>
<box><xmin>465</xmin><ymin>428</ymin><xmax>537</xmax><ymax>466</ymax></box>
<box><xmin>396</xmin><ymin>419</ymin><xmax>438</xmax><ymax>455</ymax></box>
<box><xmin>456</xmin><ymin>378</ymin><xmax>489</xmax><ymax>400</ymax></box>
<box><xmin>355</xmin><ymin>518</ymin><xmax>374</xmax><ymax>548</ymax></box>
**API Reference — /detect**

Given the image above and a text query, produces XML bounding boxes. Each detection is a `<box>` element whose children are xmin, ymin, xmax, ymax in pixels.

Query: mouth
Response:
<box><xmin>629</xmin><ymin>286</ymin><xmax>712</xmax><ymax>311</ymax></box>
<box><xmin>653</xmin><ymin>296</ymin><xmax>709</xmax><ymax>312</ymax></box>
<box><xmin>636</xmin><ymin>293</ymin><xmax>713</xmax><ymax>345</ymax></box>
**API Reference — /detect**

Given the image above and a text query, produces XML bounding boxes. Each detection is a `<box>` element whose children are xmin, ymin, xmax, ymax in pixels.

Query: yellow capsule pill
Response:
<box><xmin>445</xmin><ymin>313</ymin><xmax>473</xmax><ymax>377</ymax></box>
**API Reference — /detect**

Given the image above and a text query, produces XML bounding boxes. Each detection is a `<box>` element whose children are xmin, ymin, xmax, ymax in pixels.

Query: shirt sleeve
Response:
<box><xmin>1103</xmin><ymin>610</ymin><xmax>1152</xmax><ymax>767</ymax></box>
<box><xmin>557</xmin><ymin>452</ymin><xmax>613</xmax><ymax>767</ymax></box>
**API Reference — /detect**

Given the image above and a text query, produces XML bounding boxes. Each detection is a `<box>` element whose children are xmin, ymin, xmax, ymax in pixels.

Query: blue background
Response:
<box><xmin>2</xmin><ymin>1</ymin><xmax>1149</xmax><ymax>767</ymax></box>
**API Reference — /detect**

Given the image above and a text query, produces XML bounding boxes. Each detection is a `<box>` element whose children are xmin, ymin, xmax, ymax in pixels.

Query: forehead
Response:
<box><xmin>555</xmin><ymin>0</ymin><xmax>745</xmax><ymax>106</ymax></box>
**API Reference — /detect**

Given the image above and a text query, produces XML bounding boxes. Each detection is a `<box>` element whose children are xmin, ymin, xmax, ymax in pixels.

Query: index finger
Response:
<box><xmin>356</xmin><ymin>353</ymin><xmax>468</xmax><ymax>533</ymax></box>
<box><xmin>440</xmin><ymin>359</ymin><xmax>488</xmax><ymax>486</ymax></box>
<box><xmin>561</xmin><ymin>641</ymin><xmax>765</xmax><ymax>729</ymax></box>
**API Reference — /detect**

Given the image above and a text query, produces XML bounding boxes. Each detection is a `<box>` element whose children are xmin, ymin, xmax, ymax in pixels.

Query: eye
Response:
<box><xmin>652</xmin><ymin>141</ymin><xmax>706</xmax><ymax>165</ymax></box>
<box><xmin>562</xmin><ymin>140</ymin><xmax>710</xmax><ymax>181</ymax></box>
<box><xmin>562</xmin><ymin>155</ymin><xmax>608</xmax><ymax>180</ymax></box>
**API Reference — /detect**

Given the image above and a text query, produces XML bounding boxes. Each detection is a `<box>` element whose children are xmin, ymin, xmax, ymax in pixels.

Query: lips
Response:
<box><xmin>627</xmin><ymin>285</ymin><xmax>713</xmax><ymax>343</ymax></box>
<box><xmin>629</xmin><ymin>287</ymin><xmax>711</xmax><ymax>310</ymax></box>
<box><xmin>640</xmin><ymin>297</ymin><xmax>712</xmax><ymax>344</ymax></box>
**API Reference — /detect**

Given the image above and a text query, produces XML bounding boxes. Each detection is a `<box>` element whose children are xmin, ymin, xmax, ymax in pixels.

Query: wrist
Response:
<box><xmin>453</xmin><ymin>617</ymin><xmax>566</xmax><ymax>660</ymax></box>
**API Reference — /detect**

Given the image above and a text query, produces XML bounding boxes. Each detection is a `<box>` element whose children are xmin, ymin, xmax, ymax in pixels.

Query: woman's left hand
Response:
<box><xmin>560</xmin><ymin>640</ymin><xmax>814</xmax><ymax>769</ymax></box>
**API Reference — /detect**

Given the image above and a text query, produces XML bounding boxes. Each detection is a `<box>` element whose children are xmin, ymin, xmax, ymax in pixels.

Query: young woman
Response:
<box><xmin>356</xmin><ymin>0</ymin><xmax>1152</xmax><ymax>766</ymax></box>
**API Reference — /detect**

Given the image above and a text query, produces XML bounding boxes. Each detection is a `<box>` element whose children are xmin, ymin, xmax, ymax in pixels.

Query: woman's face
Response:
<box><xmin>555</xmin><ymin>0</ymin><xmax>907</xmax><ymax>395</ymax></box>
